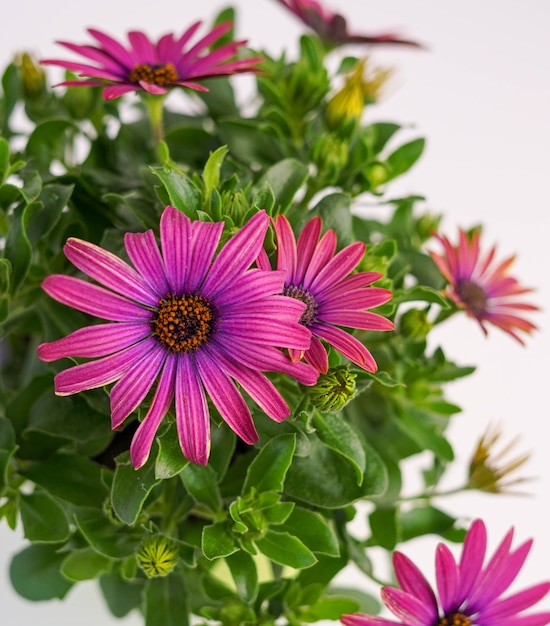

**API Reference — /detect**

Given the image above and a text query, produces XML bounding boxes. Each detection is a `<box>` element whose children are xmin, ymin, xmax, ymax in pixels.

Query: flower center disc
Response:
<box><xmin>438</xmin><ymin>613</ymin><xmax>472</xmax><ymax>626</ymax></box>
<box><xmin>283</xmin><ymin>284</ymin><xmax>318</xmax><ymax>326</ymax></box>
<box><xmin>153</xmin><ymin>294</ymin><xmax>214</xmax><ymax>353</ymax></box>
<box><xmin>456</xmin><ymin>279</ymin><xmax>488</xmax><ymax>317</ymax></box>
<box><xmin>129</xmin><ymin>63</ymin><xmax>178</xmax><ymax>86</ymax></box>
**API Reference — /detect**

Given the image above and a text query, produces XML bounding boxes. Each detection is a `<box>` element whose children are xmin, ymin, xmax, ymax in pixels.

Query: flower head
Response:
<box><xmin>342</xmin><ymin>519</ymin><xmax>550</xmax><ymax>626</ymax></box>
<box><xmin>37</xmin><ymin>207</ymin><xmax>317</xmax><ymax>468</ymax></box>
<box><xmin>41</xmin><ymin>22</ymin><xmax>262</xmax><ymax>100</ymax></box>
<box><xmin>274</xmin><ymin>0</ymin><xmax>422</xmax><ymax>49</ymax></box>
<box><xmin>429</xmin><ymin>228</ymin><xmax>538</xmax><ymax>344</ymax></box>
<box><xmin>258</xmin><ymin>215</ymin><xmax>394</xmax><ymax>374</ymax></box>
<box><xmin>137</xmin><ymin>535</ymin><xmax>178</xmax><ymax>578</ymax></box>
<box><xmin>467</xmin><ymin>424</ymin><xmax>532</xmax><ymax>495</ymax></box>
<box><xmin>326</xmin><ymin>58</ymin><xmax>393</xmax><ymax>128</ymax></box>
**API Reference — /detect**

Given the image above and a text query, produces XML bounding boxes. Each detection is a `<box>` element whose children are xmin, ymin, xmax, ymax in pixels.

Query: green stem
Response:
<box><xmin>142</xmin><ymin>93</ymin><xmax>166</xmax><ymax>153</ymax></box>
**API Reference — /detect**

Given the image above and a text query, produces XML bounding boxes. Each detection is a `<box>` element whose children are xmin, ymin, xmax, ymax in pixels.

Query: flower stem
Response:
<box><xmin>142</xmin><ymin>93</ymin><xmax>166</xmax><ymax>151</ymax></box>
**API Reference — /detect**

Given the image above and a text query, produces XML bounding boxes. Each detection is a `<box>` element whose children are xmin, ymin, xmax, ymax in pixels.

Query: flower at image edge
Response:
<box><xmin>341</xmin><ymin>519</ymin><xmax>550</xmax><ymax>626</ymax></box>
<box><xmin>274</xmin><ymin>0</ymin><xmax>422</xmax><ymax>48</ymax></box>
<box><xmin>258</xmin><ymin>215</ymin><xmax>394</xmax><ymax>374</ymax></box>
<box><xmin>37</xmin><ymin>207</ymin><xmax>317</xmax><ymax>468</ymax></box>
<box><xmin>40</xmin><ymin>22</ymin><xmax>263</xmax><ymax>99</ymax></box>
<box><xmin>429</xmin><ymin>228</ymin><xmax>538</xmax><ymax>344</ymax></box>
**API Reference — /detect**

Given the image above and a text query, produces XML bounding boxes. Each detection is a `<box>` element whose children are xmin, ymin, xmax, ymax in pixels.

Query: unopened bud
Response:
<box><xmin>312</xmin><ymin>134</ymin><xmax>348</xmax><ymax>184</ymax></box>
<box><xmin>399</xmin><ymin>308</ymin><xmax>432</xmax><ymax>340</ymax></box>
<box><xmin>16</xmin><ymin>52</ymin><xmax>46</xmax><ymax>100</ymax></box>
<box><xmin>308</xmin><ymin>365</ymin><xmax>357</xmax><ymax>413</ymax></box>
<box><xmin>137</xmin><ymin>535</ymin><xmax>178</xmax><ymax>578</ymax></box>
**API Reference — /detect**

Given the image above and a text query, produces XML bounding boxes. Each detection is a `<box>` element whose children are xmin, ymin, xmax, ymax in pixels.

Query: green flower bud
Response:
<box><xmin>312</xmin><ymin>134</ymin><xmax>349</xmax><ymax>184</ymax></box>
<box><xmin>16</xmin><ymin>52</ymin><xmax>46</xmax><ymax>100</ymax></box>
<box><xmin>399</xmin><ymin>307</ymin><xmax>432</xmax><ymax>340</ymax></box>
<box><xmin>137</xmin><ymin>535</ymin><xmax>178</xmax><ymax>578</ymax></box>
<box><xmin>307</xmin><ymin>365</ymin><xmax>357</xmax><ymax>413</ymax></box>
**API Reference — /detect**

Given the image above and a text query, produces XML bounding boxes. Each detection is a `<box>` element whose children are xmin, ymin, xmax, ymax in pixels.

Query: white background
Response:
<box><xmin>1</xmin><ymin>1</ymin><xmax>549</xmax><ymax>624</ymax></box>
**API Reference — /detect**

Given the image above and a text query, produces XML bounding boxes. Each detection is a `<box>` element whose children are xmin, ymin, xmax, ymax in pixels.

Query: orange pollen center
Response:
<box><xmin>438</xmin><ymin>613</ymin><xmax>472</xmax><ymax>626</ymax></box>
<box><xmin>129</xmin><ymin>63</ymin><xmax>178</xmax><ymax>86</ymax></box>
<box><xmin>456</xmin><ymin>279</ymin><xmax>488</xmax><ymax>317</ymax></box>
<box><xmin>153</xmin><ymin>294</ymin><xmax>214</xmax><ymax>353</ymax></box>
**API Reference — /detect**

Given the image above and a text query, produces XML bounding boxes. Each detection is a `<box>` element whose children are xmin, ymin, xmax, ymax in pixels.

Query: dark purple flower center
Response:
<box><xmin>438</xmin><ymin>613</ymin><xmax>472</xmax><ymax>626</ymax></box>
<box><xmin>283</xmin><ymin>284</ymin><xmax>318</xmax><ymax>327</ymax></box>
<box><xmin>456</xmin><ymin>279</ymin><xmax>488</xmax><ymax>317</ymax></box>
<box><xmin>153</xmin><ymin>294</ymin><xmax>214</xmax><ymax>353</ymax></box>
<box><xmin>129</xmin><ymin>63</ymin><xmax>178</xmax><ymax>86</ymax></box>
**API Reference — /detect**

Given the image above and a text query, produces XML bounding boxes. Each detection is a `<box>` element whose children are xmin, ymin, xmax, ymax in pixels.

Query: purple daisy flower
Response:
<box><xmin>37</xmin><ymin>207</ymin><xmax>317</xmax><ymax>468</ymax></box>
<box><xmin>429</xmin><ymin>228</ymin><xmax>538</xmax><ymax>345</ymax></box>
<box><xmin>257</xmin><ymin>215</ymin><xmax>394</xmax><ymax>374</ymax></box>
<box><xmin>274</xmin><ymin>0</ymin><xmax>422</xmax><ymax>49</ymax></box>
<box><xmin>341</xmin><ymin>519</ymin><xmax>550</xmax><ymax>626</ymax></box>
<box><xmin>40</xmin><ymin>22</ymin><xmax>262</xmax><ymax>100</ymax></box>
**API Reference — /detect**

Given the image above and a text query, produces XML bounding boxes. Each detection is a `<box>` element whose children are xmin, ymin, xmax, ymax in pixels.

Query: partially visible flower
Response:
<box><xmin>137</xmin><ymin>535</ymin><xmax>178</xmax><ymax>578</ymax></box>
<box><xmin>37</xmin><ymin>207</ymin><xmax>317</xmax><ymax>468</ymax></box>
<box><xmin>307</xmin><ymin>364</ymin><xmax>357</xmax><ymax>413</ymax></box>
<box><xmin>274</xmin><ymin>0</ymin><xmax>422</xmax><ymax>49</ymax></box>
<box><xmin>41</xmin><ymin>22</ymin><xmax>262</xmax><ymax>100</ymax></box>
<box><xmin>257</xmin><ymin>215</ymin><xmax>394</xmax><ymax>374</ymax></box>
<box><xmin>16</xmin><ymin>52</ymin><xmax>46</xmax><ymax>99</ymax></box>
<box><xmin>342</xmin><ymin>519</ymin><xmax>550</xmax><ymax>626</ymax></box>
<box><xmin>326</xmin><ymin>58</ymin><xmax>392</xmax><ymax>128</ymax></box>
<box><xmin>429</xmin><ymin>228</ymin><xmax>538</xmax><ymax>344</ymax></box>
<box><xmin>468</xmin><ymin>423</ymin><xmax>532</xmax><ymax>495</ymax></box>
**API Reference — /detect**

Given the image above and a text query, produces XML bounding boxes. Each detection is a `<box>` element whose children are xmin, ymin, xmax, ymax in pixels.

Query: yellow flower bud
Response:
<box><xmin>137</xmin><ymin>535</ymin><xmax>178</xmax><ymax>578</ymax></box>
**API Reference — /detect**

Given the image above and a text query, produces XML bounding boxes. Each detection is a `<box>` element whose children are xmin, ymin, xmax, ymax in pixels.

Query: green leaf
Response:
<box><xmin>364</xmin><ymin>122</ymin><xmax>401</xmax><ymax>156</ymax></box>
<box><xmin>19</xmin><ymin>454</ymin><xmax>108</xmax><ymax>507</ymax></box>
<box><xmin>144</xmin><ymin>573</ymin><xmax>189</xmax><ymax>626</ymax></box>
<box><xmin>281</xmin><ymin>507</ymin><xmax>339</xmax><ymax>556</ymax></box>
<box><xmin>19</xmin><ymin>492</ymin><xmax>70</xmax><ymax>543</ymax></box>
<box><xmin>4</xmin><ymin>200</ymin><xmax>35</xmax><ymax>294</ymax></box>
<box><xmin>255</xmin><ymin>529</ymin><xmax>317</xmax><ymax>569</ymax></box>
<box><xmin>225</xmin><ymin>550</ymin><xmax>259</xmax><ymax>602</ymax></box>
<box><xmin>392</xmin><ymin>285</ymin><xmax>450</xmax><ymax>308</ymax></box>
<box><xmin>313</xmin><ymin>192</ymin><xmax>353</xmax><ymax>247</ymax></box>
<box><xmin>151</xmin><ymin>164</ymin><xmax>201</xmax><ymax>218</ymax></box>
<box><xmin>202</xmin><ymin>521</ymin><xmax>238</xmax><ymax>560</ymax></box>
<box><xmin>10</xmin><ymin>544</ymin><xmax>73</xmax><ymax>601</ymax></box>
<box><xmin>284</xmin><ymin>435</ymin><xmax>386</xmax><ymax>508</ymax></box>
<box><xmin>26</xmin><ymin>119</ymin><xmax>79</xmax><ymax>169</ymax></box>
<box><xmin>61</xmin><ymin>548</ymin><xmax>112</xmax><ymax>581</ymax></box>
<box><xmin>180</xmin><ymin>463</ymin><xmax>222</xmax><ymax>513</ymax></box>
<box><xmin>299</xmin><ymin>595</ymin><xmax>360</xmax><ymax>622</ymax></box>
<box><xmin>111</xmin><ymin>452</ymin><xmax>160</xmax><ymax>525</ymax></box>
<box><xmin>100</xmin><ymin>569</ymin><xmax>146</xmax><ymax>618</ymax></box>
<box><xmin>26</xmin><ymin>183</ymin><xmax>73</xmax><ymax>243</ymax></box>
<box><xmin>369</xmin><ymin>507</ymin><xmax>397</xmax><ymax>550</ymax></box>
<box><xmin>396</xmin><ymin>410</ymin><xmax>454</xmax><ymax>461</ymax></box>
<box><xmin>312</xmin><ymin>412</ymin><xmax>366</xmax><ymax>484</ymax></box>
<box><xmin>75</xmin><ymin>513</ymin><xmax>142</xmax><ymax>559</ymax></box>
<box><xmin>202</xmin><ymin>145</ymin><xmax>228</xmax><ymax>197</ymax></box>
<box><xmin>155</xmin><ymin>423</ymin><xmax>189</xmax><ymax>479</ymax></box>
<box><xmin>385</xmin><ymin>138</ymin><xmax>425</xmax><ymax>180</ymax></box>
<box><xmin>0</xmin><ymin>416</ymin><xmax>17</xmax><ymax>491</ymax></box>
<box><xmin>243</xmin><ymin>433</ymin><xmax>296</xmax><ymax>493</ymax></box>
<box><xmin>399</xmin><ymin>505</ymin><xmax>457</xmax><ymax>542</ymax></box>
<box><xmin>255</xmin><ymin>158</ymin><xmax>310</xmax><ymax>213</ymax></box>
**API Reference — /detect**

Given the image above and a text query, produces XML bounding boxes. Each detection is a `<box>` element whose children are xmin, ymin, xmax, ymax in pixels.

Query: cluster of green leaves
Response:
<box><xmin>0</xmin><ymin>8</ymin><xmax>486</xmax><ymax>626</ymax></box>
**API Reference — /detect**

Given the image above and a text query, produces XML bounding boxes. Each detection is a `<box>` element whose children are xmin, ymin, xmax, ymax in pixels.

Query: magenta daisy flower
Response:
<box><xmin>341</xmin><ymin>519</ymin><xmax>550</xmax><ymax>626</ymax></box>
<box><xmin>40</xmin><ymin>22</ymin><xmax>262</xmax><ymax>100</ymax></box>
<box><xmin>274</xmin><ymin>0</ymin><xmax>422</xmax><ymax>48</ymax></box>
<box><xmin>37</xmin><ymin>207</ymin><xmax>317</xmax><ymax>468</ymax></box>
<box><xmin>429</xmin><ymin>228</ymin><xmax>538</xmax><ymax>344</ymax></box>
<box><xmin>257</xmin><ymin>215</ymin><xmax>394</xmax><ymax>374</ymax></box>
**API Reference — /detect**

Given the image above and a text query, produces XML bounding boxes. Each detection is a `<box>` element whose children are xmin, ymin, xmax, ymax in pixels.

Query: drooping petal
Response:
<box><xmin>110</xmin><ymin>343</ymin><xmax>167</xmax><ymax>429</ymax></box>
<box><xmin>130</xmin><ymin>356</ymin><xmax>177</xmax><ymax>468</ymax></box>
<box><xmin>53</xmin><ymin>338</ymin><xmax>157</xmax><ymax>396</ymax></box>
<box><xmin>195</xmin><ymin>350</ymin><xmax>259</xmax><ymax>445</ymax></box>
<box><xmin>175</xmin><ymin>354</ymin><xmax>210</xmax><ymax>465</ymax></box>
